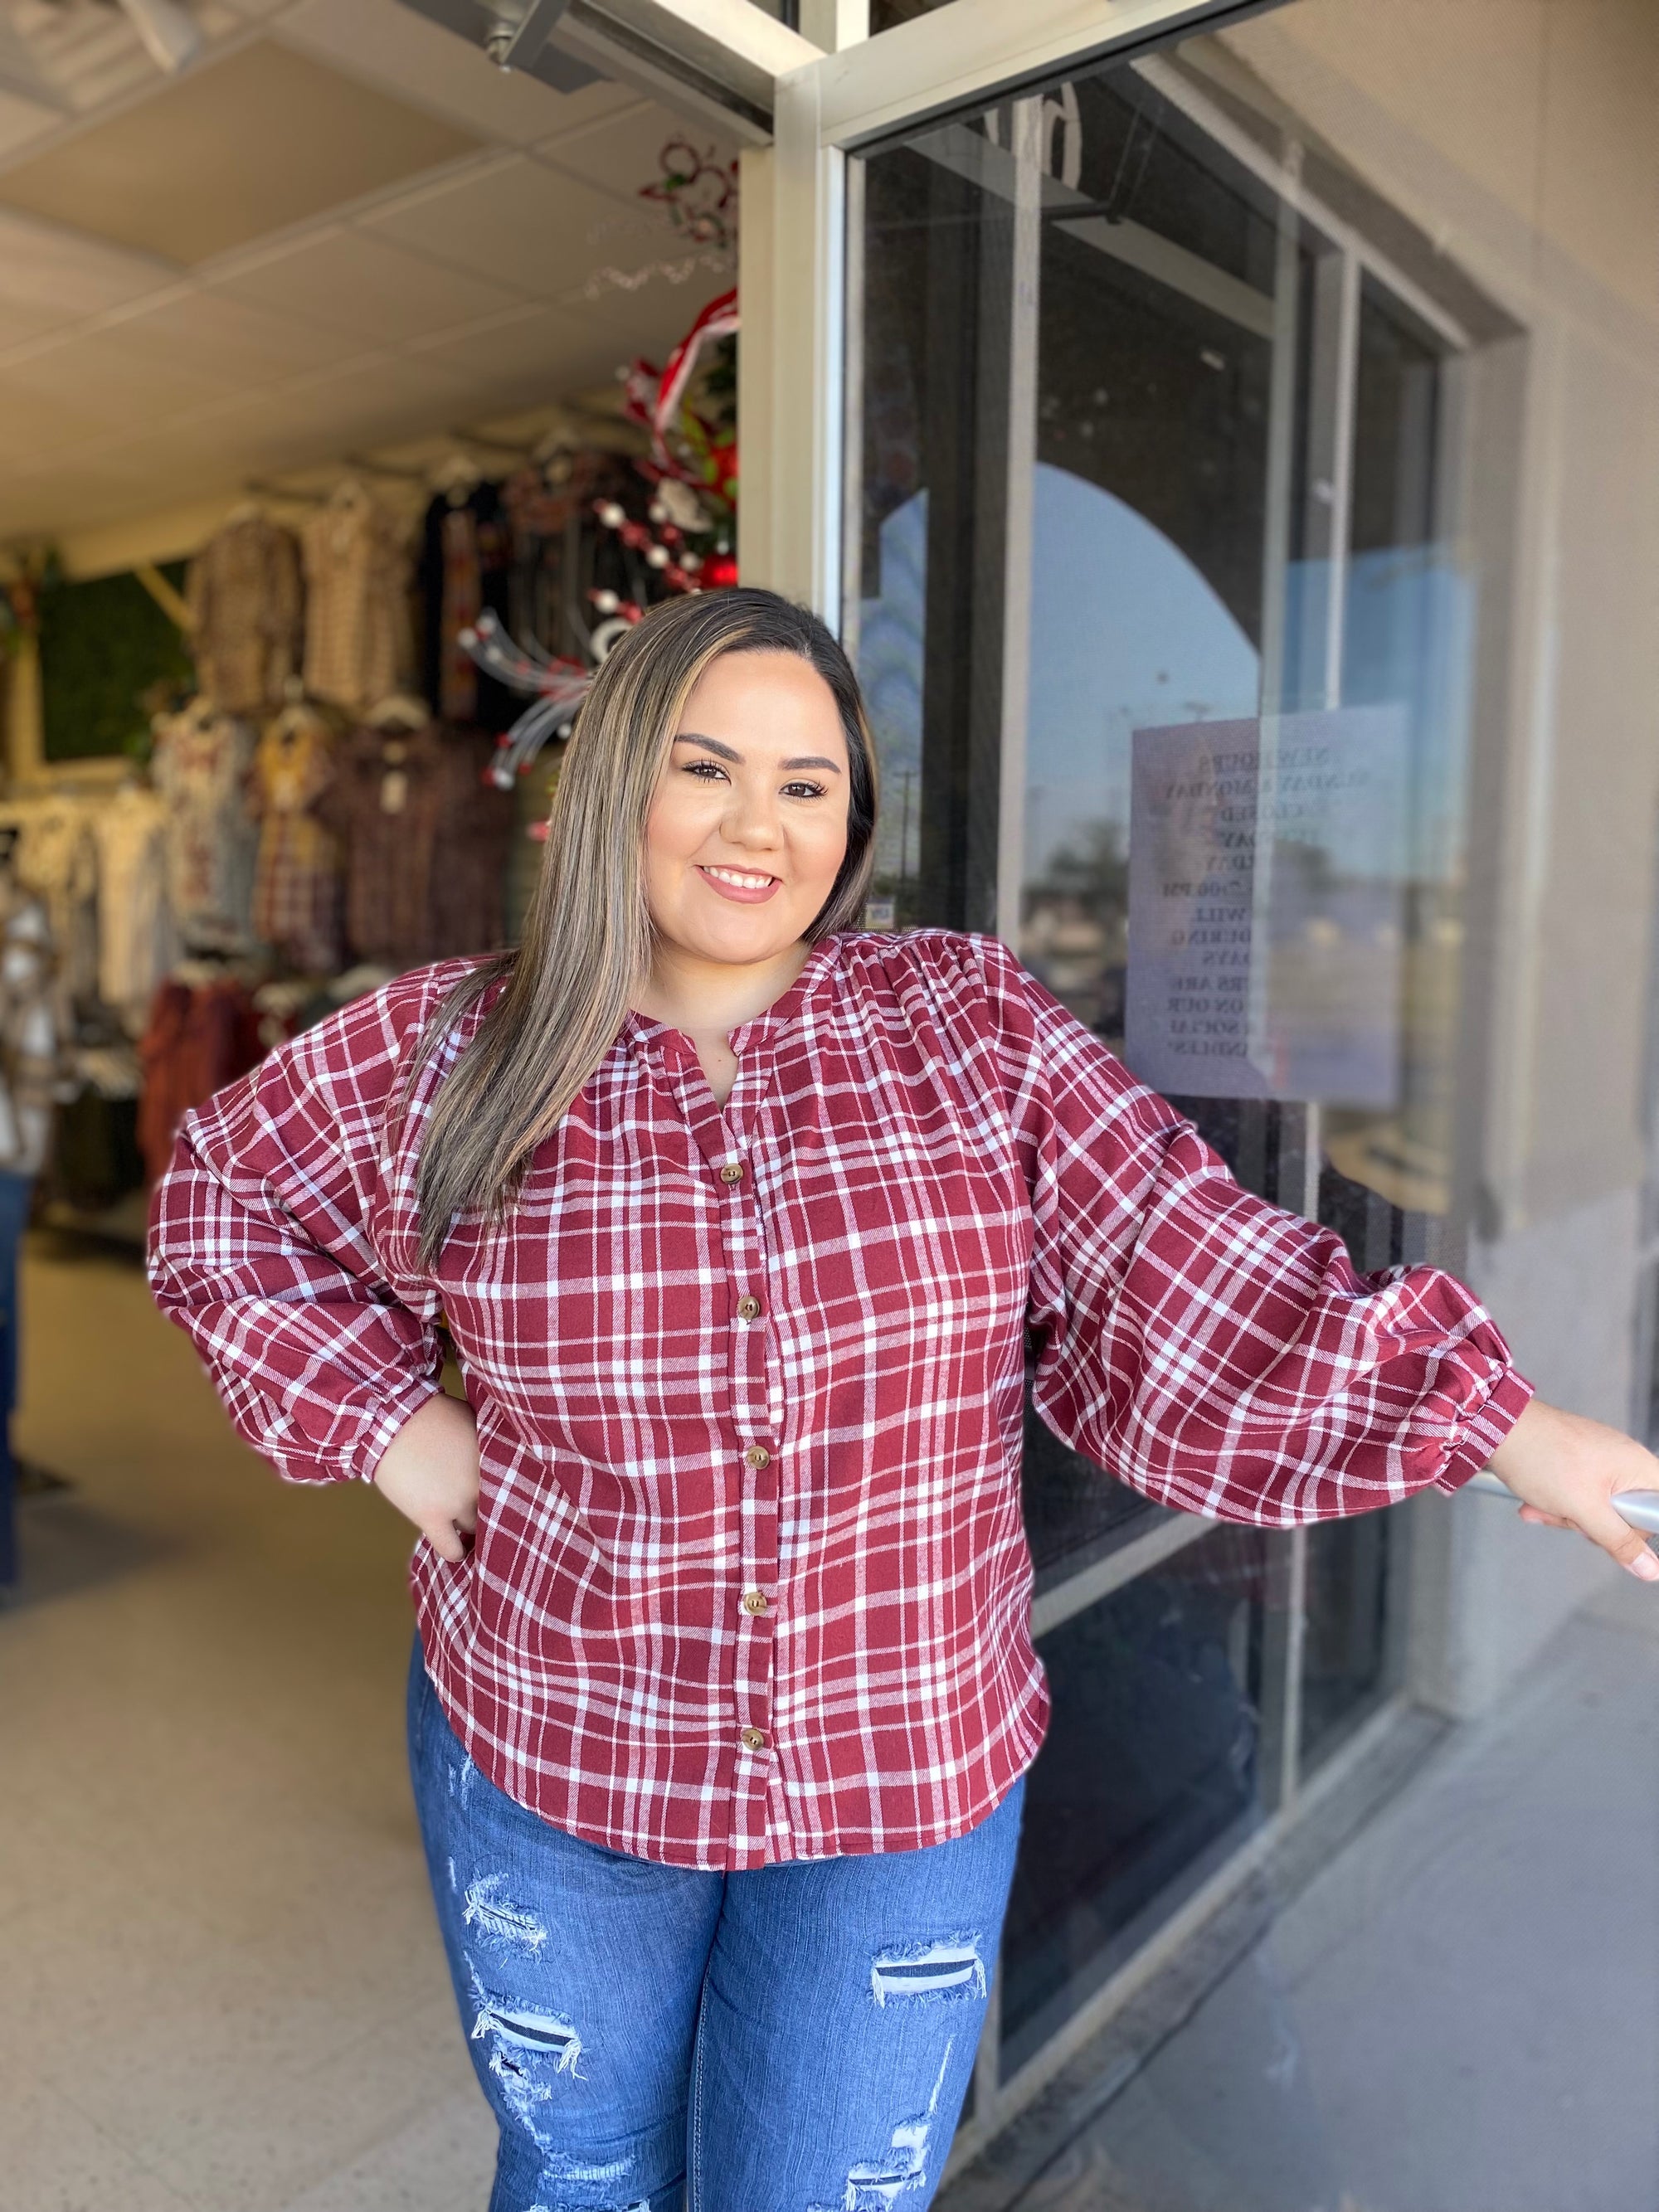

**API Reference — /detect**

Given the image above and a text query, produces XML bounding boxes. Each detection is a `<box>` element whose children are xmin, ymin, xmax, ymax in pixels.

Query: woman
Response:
<box><xmin>149</xmin><ymin>588</ymin><xmax>1657</xmax><ymax>2212</ymax></box>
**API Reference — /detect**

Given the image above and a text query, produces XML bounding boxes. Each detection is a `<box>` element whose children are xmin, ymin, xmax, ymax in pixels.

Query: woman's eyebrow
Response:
<box><xmin>673</xmin><ymin>732</ymin><xmax>843</xmax><ymax>775</ymax></box>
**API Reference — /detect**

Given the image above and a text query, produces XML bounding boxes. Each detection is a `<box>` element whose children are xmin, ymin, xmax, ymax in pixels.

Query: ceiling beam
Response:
<box><xmin>553</xmin><ymin>0</ymin><xmax>823</xmax><ymax>139</ymax></box>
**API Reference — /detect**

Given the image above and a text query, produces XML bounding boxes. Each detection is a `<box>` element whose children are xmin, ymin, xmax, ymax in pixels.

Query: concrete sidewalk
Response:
<box><xmin>946</xmin><ymin>1571</ymin><xmax>1659</xmax><ymax>2212</ymax></box>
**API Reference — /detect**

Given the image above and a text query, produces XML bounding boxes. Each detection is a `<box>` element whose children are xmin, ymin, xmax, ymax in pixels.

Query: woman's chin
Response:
<box><xmin>670</xmin><ymin>917</ymin><xmax>805</xmax><ymax>969</ymax></box>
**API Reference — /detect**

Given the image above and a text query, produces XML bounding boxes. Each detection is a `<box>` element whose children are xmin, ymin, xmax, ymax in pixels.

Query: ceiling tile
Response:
<box><xmin>405</xmin><ymin>300</ymin><xmax>665</xmax><ymax>406</ymax></box>
<box><xmin>0</xmin><ymin>207</ymin><xmax>172</xmax><ymax>321</ymax></box>
<box><xmin>277</xmin><ymin>0</ymin><xmax>630</xmax><ymax>148</ymax></box>
<box><xmin>0</xmin><ymin>39</ymin><xmax>483</xmax><ymax>266</ymax></box>
<box><xmin>210</xmin><ymin>227</ymin><xmax>529</xmax><ymax>343</ymax></box>
<box><xmin>0</xmin><ymin>328</ymin><xmax>241</xmax><ymax>440</ymax></box>
<box><xmin>103</xmin><ymin>288</ymin><xmax>367</xmax><ymax>382</ymax></box>
<box><xmin>0</xmin><ymin>82</ymin><xmax>58</xmax><ymax>165</ymax></box>
<box><xmin>0</xmin><ymin>295</ymin><xmax>70</xmax><ymax>352</ymax></box>
<box><xmin>0</xmin><ymin>374</ymin><xmax>115</xmax><ymax>461</ymax></box>
<box><xmin>363</xmin><ymin>153</ymin><xmax>635</xmax><ymax>296</ymax></box>
<box><xmin>190</xmin><ymin>348</ymin><xmax>479</xmax><ymax>456</ymax></box>
<box><xmin>570</xmin><ymin>272</ymin><xmax>734</xmax><ymax>369</ymax></box>
<box><xmin>0</xmin><ymin>457</ymin><xmax>176</xmax><ymax>540</ymax></box>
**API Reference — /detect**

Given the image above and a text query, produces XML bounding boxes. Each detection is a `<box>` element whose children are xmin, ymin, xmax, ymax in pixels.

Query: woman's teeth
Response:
<box><xmin>703</xmin><ymin>867</ymin><xmax>775</xmax><ymax>888</ymax></box>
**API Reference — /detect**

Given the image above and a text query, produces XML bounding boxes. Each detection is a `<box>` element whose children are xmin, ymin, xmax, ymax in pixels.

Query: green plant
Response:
<box><xmin>38</xmin><ymin>563</ymin><xmax>193</xmax><ymax>761</ymax></box>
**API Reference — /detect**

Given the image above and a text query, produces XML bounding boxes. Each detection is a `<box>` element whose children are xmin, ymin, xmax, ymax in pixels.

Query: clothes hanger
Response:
<box><xmin>430</xmin><ymin>449</ymin><xmax>483</xmax><ymax>508</ymax></box>
<box><xmin>365</xmin><ymin>693</ymin><xmax>431</xmax><ymax>733</ymax></box>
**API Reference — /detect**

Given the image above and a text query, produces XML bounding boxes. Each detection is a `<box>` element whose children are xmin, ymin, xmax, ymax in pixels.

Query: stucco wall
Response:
<box><xmin>1220</xmin><ymin>0</ymin><xmax>1659</xmax><ymax>1706</ymax></box>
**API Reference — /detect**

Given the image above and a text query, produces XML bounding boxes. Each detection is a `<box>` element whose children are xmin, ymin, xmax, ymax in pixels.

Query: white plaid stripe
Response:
<box><xmin>147</xmin><ymin>929</ymin><xmax>1531</xmax><ymax>1869</ymax></box>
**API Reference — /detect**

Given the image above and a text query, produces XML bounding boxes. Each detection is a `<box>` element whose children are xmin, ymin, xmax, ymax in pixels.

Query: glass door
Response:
<box><xmin>839</xmin><ymin>20</ymin><xmax>1511</xmax><ymax>2149</ymax></box>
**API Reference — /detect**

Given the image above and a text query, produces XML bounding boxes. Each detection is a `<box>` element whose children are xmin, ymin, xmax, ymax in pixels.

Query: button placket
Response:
<box><xmin>648</xmin><ymin>1021</ymin><xmax>786</xmax><ymax>1840</ymax></box>
<box><xmin>714</xmin><ymin>1107</ymin><xmax>781</xmax><ymax>1808</ymax></box>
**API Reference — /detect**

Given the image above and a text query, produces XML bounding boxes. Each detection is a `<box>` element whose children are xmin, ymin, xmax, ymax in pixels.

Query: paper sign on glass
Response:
<box><xmin>1124</xmin><ymin>709</ymin><xmax>1408</xmax><ymax>1105</ymax></box>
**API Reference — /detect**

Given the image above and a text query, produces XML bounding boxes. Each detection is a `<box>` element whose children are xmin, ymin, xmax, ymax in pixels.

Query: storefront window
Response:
<box><xmin>1001</xmin><ymin>1524</ymin><xmax>1277</xmax><ymax>2078</ymax></box>
<box><xmin>849</xmin><ymin>16</ymin><xmax>1514</xmax><ymax>2088</ymax></box>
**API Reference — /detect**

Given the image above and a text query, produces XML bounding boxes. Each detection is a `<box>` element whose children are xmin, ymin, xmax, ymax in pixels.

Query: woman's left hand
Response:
<box><xmin>1486</xmin><ymin>1396</ymin><xmax>1659</xmax><ymax>1581</ymax></box>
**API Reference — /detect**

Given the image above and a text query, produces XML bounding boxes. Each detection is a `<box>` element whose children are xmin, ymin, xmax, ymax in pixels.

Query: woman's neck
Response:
<box><xmin>635</xmin><ymin>937</ymin><xmax>813</xmax><ymax>1046</ymax></box>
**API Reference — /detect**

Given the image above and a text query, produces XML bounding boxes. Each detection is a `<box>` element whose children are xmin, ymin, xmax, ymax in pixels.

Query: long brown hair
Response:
<box><xmin>411</xmin><ymin>587</ymin><xmax>878</xmax><ymax>1266</ymax></box>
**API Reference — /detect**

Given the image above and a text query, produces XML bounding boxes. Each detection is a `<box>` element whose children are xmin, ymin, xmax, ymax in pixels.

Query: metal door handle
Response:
<box><xmin>1466</xmin><ymin>1470</ymin><xmax>1659</xmax><ymax>1533</ymax></box>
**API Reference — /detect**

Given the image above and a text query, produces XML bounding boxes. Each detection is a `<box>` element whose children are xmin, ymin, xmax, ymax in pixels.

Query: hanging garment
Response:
<box><xmin>418</xmin><ymin>481</ymin><xmax>516</xmax><ymax>731</ymax></box>
<box><xmin>91</xmin><ymin>784</ymin><xmax>178</xmax><ymax>1035</ymax></box>
<box><xmin>249</xmin><ymin>711</ymin><xmax>344</xmax><ymax>975</ymax></box>
<box><xmin>151</xmin><ymin>703</ymin><xmax>258</xmax><ymax>955</ymax></box>
<box><xmin>0</xmin><ymin>868</ymin><xmax>61</xmax><ymax>1176</ymax></box>
<box><xmin>184</xmin><ymin>513</ymin><xmax>304</xmax><ymax>715</ymax></box>
<box><xmin>136</xmin><ymin>975</ymin><xmax>262</xmax><ymax>1185</ymax></box>
<box><xmin>502</xmin><ymin>451</ymin><xmax>633</xmax><ymax>664</ymax></box>
<box><xmin>302</xmin><ymin>485</ymin><xmax>414</xmax><ymax>713</ymax></box>
<box><xmin>0</xmin><ymin>1155</ymin><xmax>30</xmax><ymax>1586</ymax></box>
<box><xmin>4</xmin><ymin>796</ymin><xmax>100</xmax><ymax>1034</ymax></box>
<box><xmin>320</xmin><ymin>721</ymin><xmax>514</xmax><ymax>969</ymax></box>
<box><xmin>44</xmin><ymin>1088</ymin><xmax>144</xmax><ymax>1217</ymax></box>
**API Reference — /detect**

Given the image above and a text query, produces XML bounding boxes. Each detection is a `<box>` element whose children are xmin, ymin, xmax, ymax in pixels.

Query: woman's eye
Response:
<box><xmin>684</xmin><ymin>760</ymin><xmax>727</xmax><ymax>780</ymax></box>
<box><xmin>781</xmin><ymin>780</ymin><xmax>826</xmax><ymax>800</ymax></box>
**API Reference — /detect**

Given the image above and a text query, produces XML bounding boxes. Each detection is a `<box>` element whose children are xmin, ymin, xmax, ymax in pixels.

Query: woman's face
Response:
<box><xmin>643</xmin><ymin>649</ymin><xmax>852</xmax><ymax>969</ymax></box>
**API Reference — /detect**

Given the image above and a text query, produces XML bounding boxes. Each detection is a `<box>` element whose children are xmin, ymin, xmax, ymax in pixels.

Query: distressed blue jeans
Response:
<box><xmin>407</xmin><ymin>1640</ymin><xmax>1024</xmax><ymax>2212</ymax></box>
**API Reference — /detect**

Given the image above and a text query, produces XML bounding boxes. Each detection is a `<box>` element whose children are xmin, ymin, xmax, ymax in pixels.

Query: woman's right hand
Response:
<box><xmin>372</xmin><ymin>1391</ymin><xmax>481</xmax><ymax>1563</ymax></box>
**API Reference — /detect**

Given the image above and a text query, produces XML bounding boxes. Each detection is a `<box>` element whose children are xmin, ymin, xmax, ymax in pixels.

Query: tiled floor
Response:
<box><xmin>1</xmin><ymin>1233</ymin><xmax>498</xmax><ymax>2212</ymax></box>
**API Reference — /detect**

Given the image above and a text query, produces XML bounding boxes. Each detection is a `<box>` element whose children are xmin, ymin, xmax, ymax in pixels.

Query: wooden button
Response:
<box><xmin>742</xmin><ymin>1588</ymin><xmax>769</xmax><ymax>1616</ymax></box>
<box><xmin>719</xmin><ymin>1162</ymin><xmax>744</xmax><ymax>1184</ymax></box>
<box><xmin>739</xmin><ymin>1726</ymin><xmax>767</xmax><ymax>1751</ymax></box>
<box><xmin>743</xmin><ymin>1444</ymin><xmax>771</xmax><ymax>1471</ymax></box>
<box><xmin>736</xmin><ymin>1295</ymin><xmax>761</xmax><ymax>1322</ymax></box>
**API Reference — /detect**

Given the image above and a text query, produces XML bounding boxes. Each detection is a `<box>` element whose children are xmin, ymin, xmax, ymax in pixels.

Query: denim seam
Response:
<box><xmin>409</xmin><ymin>1640</ymin><xmax>429</xmax><ymax>1768</ymax></box>
<box><xmin>686</xmin><ymin>1967</ymin><xmax>713</xmax><ymax>2212</ymax></box>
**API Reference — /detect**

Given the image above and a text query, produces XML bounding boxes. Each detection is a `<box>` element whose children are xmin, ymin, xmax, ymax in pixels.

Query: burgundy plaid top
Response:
<box><xmin>148</xmin><ymin>930</ymin><xmax>1532</xmax><ymax>1869</ymax></box>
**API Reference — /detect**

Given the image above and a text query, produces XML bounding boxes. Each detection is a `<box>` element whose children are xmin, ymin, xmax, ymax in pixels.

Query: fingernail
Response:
<box><xmin>1627</xmin><ymin>1548</ymin><xmax>1659</xmax><ymax>1582</ymax></box>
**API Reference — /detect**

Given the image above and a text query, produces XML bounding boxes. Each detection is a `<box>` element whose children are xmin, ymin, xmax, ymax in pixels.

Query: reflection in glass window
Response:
<box><xmin>1000</xmin><ymin>1526</ymin><xmax>1280</xmax><ymax>2079</ymax></box>
<box><xmin>1299</xmin><ymin>1513</ymin><xmax>1396</xmax><ymax>1769</ymax></box>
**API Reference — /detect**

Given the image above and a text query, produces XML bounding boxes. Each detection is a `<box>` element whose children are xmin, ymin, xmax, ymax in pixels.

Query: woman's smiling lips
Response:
<box><xmin>697</xmin><ymin>863</ymin><xmax>781</xmax><ymax>904</ymax></box>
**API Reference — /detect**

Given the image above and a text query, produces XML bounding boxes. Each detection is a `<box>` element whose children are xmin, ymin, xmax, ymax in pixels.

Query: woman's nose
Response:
<box><xmin>722</xmin><ymin>784</ymin><xmax>781</xmax><ymax>845</ymax></box>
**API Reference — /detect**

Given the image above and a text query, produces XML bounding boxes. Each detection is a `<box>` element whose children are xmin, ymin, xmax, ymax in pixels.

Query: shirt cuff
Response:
<box><xmin>1431</xmin><ymin>1364</ymin><xmax>1536</xmax><ymax>1496</ymax></box>
<box><xmin>349</xmin><ymin>1373</ymin><xmax>448</xmax><ymax>1485</ymax></box>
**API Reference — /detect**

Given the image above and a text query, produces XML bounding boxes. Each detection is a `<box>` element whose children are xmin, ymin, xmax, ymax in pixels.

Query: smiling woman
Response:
<box><xmin>406</xmin><ymin>589</ymin><xmax>878</xmax><ymax>1262</ymax></box>
<box><xmin>635</xmin><ymin>649</ymin><xmax>859</xmax><ymax>1104</ymax></box>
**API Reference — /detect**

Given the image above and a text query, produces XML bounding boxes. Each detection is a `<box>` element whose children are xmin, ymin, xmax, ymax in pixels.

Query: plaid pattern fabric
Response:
<box><xmin>249</xmin><ymin>715</ymin><xmax>343</xmax><ymax>975</ymax></box>
<box><xmin>147</xmin><ymin>931</ymin><xmax>1532</xmax><ymax>1870</ymax></box>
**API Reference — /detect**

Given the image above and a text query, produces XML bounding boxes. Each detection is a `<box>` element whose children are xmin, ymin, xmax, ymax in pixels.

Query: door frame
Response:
<box><xmin>737</xmin><ymin>0</ymin><xmax>1273</xmax><ymax>616</ymax></box>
